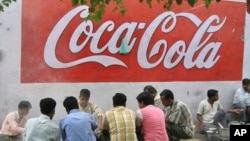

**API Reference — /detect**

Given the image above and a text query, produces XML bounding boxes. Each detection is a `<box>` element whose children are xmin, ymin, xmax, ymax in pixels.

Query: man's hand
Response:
<box><xmin>198</xmin><ymin>122</ymin><xmax>205</xmax><ymax>130</ymax></box>
<box><xmin>165</xmin><ymin>116</ymin><xmax>170</xmax><ymax>123</ymax></box>
<box><xmin>234</xmin><ymin>109</ymin><xmax>245</xmax><ymax>114</ymax></box>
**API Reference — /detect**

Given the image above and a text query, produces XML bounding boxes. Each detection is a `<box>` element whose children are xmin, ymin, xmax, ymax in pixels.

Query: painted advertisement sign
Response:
<box><xmin>21</xmin><ymin>0</ymin><xmax>245</xmax><ymax>82</ymax></box>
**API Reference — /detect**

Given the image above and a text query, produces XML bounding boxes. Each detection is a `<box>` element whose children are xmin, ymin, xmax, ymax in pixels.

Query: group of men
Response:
<box><xmin>0</xmin><ymin>78</ymin><xmax>249</xmax><ymax>141</ymax></box>
<box><xmin>196</xmin><ymin>78</ymin><xmax>250</xmax><ymax>134</ymax></box>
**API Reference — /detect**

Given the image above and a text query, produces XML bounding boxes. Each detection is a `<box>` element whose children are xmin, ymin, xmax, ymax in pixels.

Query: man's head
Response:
<box><xmin>63</xmin><ymin>96</ymin><xmax>79</xmax><ymax>113</ymax></box>
<box><xmin>18</xmin><ymin>101</ymin><xmax>32</xmax><ymax>116</ymax></box>
<box><xmin>79</xmin><ymin>89</ymin><xmax>90</xmax><ymax>107</ymax></box>
<box><xmin>160</xmin><ymin>89</ymin><xmax>174</xmax><ymax>107</ymax></box>
<box><xmin>143</xmin><ymin>85</ymin><xmax>157</xmax><ymax>98</ymax></box>
<box><xmin>113</xmin><ymin>93</ymin><xmax>127</xmax><ymax>107</ymax></box>
<box><xmin>136</xmin><ymin>92</ymin><xmax>154</xmax><ymax>108</ymax></box>
<box><xmin>207</xmin><ymin>89</ymin><xmax>219</xmax><ymax>102</ymax></box>
<box><xmin>40</xmin><ymin>98</ymin><xmax>56</xmax><ymax>119</ymax></box>
<box><xmin>242</xmin><ymin>78</ymin><xmax>250</xmax><ymax>92</ymax></box>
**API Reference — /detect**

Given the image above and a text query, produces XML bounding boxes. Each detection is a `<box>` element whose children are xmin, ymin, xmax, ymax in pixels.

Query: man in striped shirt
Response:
<box><xmin>102</xmin><ymin>93</ymin><xmax>138</xmax><ymax>141</ymax></box>
<box><xmin>160</xmin><ymin>89</ymin><xmax>194</xmax><ymax>141</ymax></box>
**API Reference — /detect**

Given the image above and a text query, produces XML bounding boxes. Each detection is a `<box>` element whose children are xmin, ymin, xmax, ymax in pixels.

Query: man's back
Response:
<box><xmin>24</xmin><ymin>115</ymin><xmax>60</xmax><ymax>141</ymax></box>
<box><xmin>139</xmin><ymin>105</ymin><xmax>169</xmax><ymax>141</ymax></box>
<box><xmin>103</xmin><ymin>106</ymin><xmax>138</xmax><ymax>141</ymax></box>
<box><xmin>60</xmin><ymin>109</ymin><xmax>97</xmax><ymax>141</ymax></box>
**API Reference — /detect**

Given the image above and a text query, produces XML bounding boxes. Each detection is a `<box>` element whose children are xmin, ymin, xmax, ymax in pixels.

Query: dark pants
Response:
<box><xmin>199</xmin><ymin>109</ymin><xmax>227</xmax><ymax>134</ymax></box>
<box><xmin>0</xmin><ymin>134</ymin><xmax>22</xmax><ymax>141</ymax></box>
<box><xmin>166</xmin><ymin>123</ymin><xmax>193</xmax><ymax>141</ymax></box>
<box><xmin>233</xmin><ymin>104</ymin><xmax>250</xmax><ymax>122</ymax></box>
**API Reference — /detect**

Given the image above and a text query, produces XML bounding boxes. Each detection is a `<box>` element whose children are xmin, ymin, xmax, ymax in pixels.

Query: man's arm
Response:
<box><xmin>7</xmin><ymin>113</ymin><xmax>25</xmax><ymax>135</ymax></box>
<box><xmin>197</xmin><ymin>114</ymin><xmax>205</xmax><ymax>130</ymax></box>
<box><xmin>102</xmin><ymin>113</ymin><xmax>110</xmax><ymax>140</ymax></box>
<box><xmin>59</xmin><ymin>119</ymin><xmax>66</xmax><ymax>141</ymax></box>
<box><xmin>227</xmin><ymin>109</ymin><xmax>244</xmax><ymax>114</ymax></box>
<box><xmin>92</xmin><ymin>103</ymin><xmax>104</xmax><ymax>130</ymax></box>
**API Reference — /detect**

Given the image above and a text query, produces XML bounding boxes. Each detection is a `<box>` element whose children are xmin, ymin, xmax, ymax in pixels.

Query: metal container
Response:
<box><xmin>219</xmin><ymin>128</ymin><xmax>229</xmax><ymax>138</ymax></box>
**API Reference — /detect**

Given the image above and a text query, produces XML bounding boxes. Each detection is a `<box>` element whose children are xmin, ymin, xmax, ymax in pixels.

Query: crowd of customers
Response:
<box><xmin>0</xmin><ymin>78</ymin><xmax>249</xmax><ymax>141</ymax></box>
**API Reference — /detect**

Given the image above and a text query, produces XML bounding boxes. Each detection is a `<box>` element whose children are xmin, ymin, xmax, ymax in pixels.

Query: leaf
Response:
<box><xmin>72</xmin><ymin>0</ymin><xmax>78</xmax><ymax>6</ymax></box>
<box><xmin>105</xmin><ymin>0</ymin><xmax>110</xmax><ymax>4</ymax></box>
<box><xmin>0</xmin><ymin>4</ymin><xmax>3</xmax><ymax>12</ymax></box>
<box><xmin>120</xmin><ymin>5</ymin><xmax>127</xmax><ymax>15</ymax></box>
<box><xmin>80</xmin><ymin>0</ymin><xmax>87</xmax><ymax>5</ymax></box>
<box><xmin>156</xmin><ymin>0</ymin><xmax>160</xmax><ymax>3</ymax></box>
<box><xmin>146</xmin><ymin>0</ymin><xmax>152</xmax><ymax>8</ymax></box>
<box><xmin>187</xmin><ymin>0</ymin><xmax>195</xmax><ymax>7</ymax></box>
<box><xmin>205</xmin><ymin>0</ymin><xmax>211</xmax><ymax>8</ymax></box>
<box><xmin>176</xmin><ymin>0</ymin><xmax>182</xmax><ymax>5</ymax></box>
<box><xmin>168</xmin><ymin>0</ymin><xmax>173</xmax><ymax>6</ymax></box>
<box><xmin>115</xmin><ymin>0</ymin><xmax>122</xmax><ymax>5</ymax></box>
<box><xmin>89</xmin><ymin>6</ymin><xmax>95</xmax><ymax>13</ymax></box>
<box><xmin>2</xmin><ymin>0</ymin><xmax>12</xmax><ymax>7</ymax></box>
<box><xmin>112</xmin><ymin>7</ymin><xmax>118</xmax><ymax>12</ymax></box>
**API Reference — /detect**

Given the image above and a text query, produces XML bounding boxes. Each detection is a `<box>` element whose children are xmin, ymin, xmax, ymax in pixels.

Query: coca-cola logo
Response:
<box><xmin>44</xmin><ymin>5</ymin><xmax>226</xmax><ymax>69</ymax></box>
<box><xmin>21</xmin><ymin>1</ymin><xmax>245</xmax><ymax>82</ymax></box>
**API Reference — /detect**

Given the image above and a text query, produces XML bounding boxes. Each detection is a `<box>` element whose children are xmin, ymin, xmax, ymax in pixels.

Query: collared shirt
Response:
<box><xmin>233</xmin><ymin>87</ymin><xmax>250</xmax><ymax>106</ymax></box>
<box><xmin>136</xmin><ymin>105</ymin><xmax>169</xmax><ymax>141</ymax></box>
<box><xmin>197</xmin><ymin>99</ymin><xmax>222</xmax><ymax>123</ymax></box>
<box><xmin>79</xmin><ymin>102</ymin><xmax>103</xmax><ymax>116</ymax></box>
<box><xmin>164</xmin><ymin>100</ymin><xmax>194</xmax><ymax>136</ymax></box>
<box><xmin>0</xmin><ymin>111</ymin><xmax>26</xmax><ymax>136</ymax></box>
<box><xmin>103</xmin><ymin>106</ymin><xmax>138</xmax><ymax>141</ymax></box>
<box><xmin>60</xmin><ymin>109</ymin><xmax>97</xmax><ymax>141</ymax></box>
<box><xmin>23</xmin><ymin>114</ymin><xmax>60</xmax><ymax>141</ymax></box>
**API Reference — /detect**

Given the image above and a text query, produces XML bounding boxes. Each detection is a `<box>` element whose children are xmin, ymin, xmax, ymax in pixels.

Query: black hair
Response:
<box><xmin>136</xmin><ymin>92</ymin><xmax>154</xmax><ymax>105</ymax></box>
<box><xmin>143</xmin><ymin>85</ymin><xmax>157</xmax><ymax>95</ymax></box>
<box><xmin>160</xmin><ymin>89</ymin><xmax>174</xmax><ymax>100</ymax></box>
<box><xmin>63</xmin><ymin>96</ymin><xmax>79</xmax><ymax>112</ymax></box>
<box><xmin>18</xmin><ymin>101</ymin><xmax>32</xmax><ymax>109</ymax></box>
<box><xmin>207</xmin><ymin>89</ymin><xmax>218</xmax><ymax>98</ymax></box>
<box><xmin>80</xmin><ymin>89</ymin><xmax>90</xmax><ymax>97</ymax></box>
<box><xmin>242</xmin><ymin>78</ymin><xmax>250</xmax><ymax>85</ymax></box>
<box><xmin>113</xmin><ymin>93</ymin><xmax>126</xmax><ymax>107</ymax></box>
<box><xmin>40</xmin><ymin>98</ymin><xmax>56</xmax><ymax>115</ymax></box>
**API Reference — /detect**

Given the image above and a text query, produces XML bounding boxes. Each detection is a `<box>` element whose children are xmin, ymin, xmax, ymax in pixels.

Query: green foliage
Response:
<box><xmin>70</xmin><ymin>0</ymin><xmax>217</xmax><ymax>23</ymax></box>
<box><xmin>0</xmin><ymin>0</ymin><xmax>218</xmax><ymax>22</ymax></box>
<box><xmin>0</xmin><ymin>0</ymin><xmax>16</xmax><ymax>12</ymax></box>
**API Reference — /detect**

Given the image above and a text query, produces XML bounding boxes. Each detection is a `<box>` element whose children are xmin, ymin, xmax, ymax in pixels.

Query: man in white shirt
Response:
<box><xmin>197</xmin><ymin>89</ymin><xmax>242</xmax><ymax>133</ymax></box>
<box><xmin>143</xmin><ymin>85</ymin><xmax>165</xmax><ymax>110</ymax></box>
<box><xmin>23</xmin><ymin>98</ymin><xmax>60</xmax><ymax>141</ymax></box>
<box><xmin>233</xmin><ymin>78</ymin><xmax>250</xmax><ymax>122</ymax></box>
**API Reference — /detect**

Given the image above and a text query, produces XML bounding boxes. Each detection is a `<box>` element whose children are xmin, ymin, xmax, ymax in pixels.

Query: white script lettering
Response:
<box><xmin>44</xmin><ymin>5</ymin><xmax>226</xmax><ymax>69</ymax></box>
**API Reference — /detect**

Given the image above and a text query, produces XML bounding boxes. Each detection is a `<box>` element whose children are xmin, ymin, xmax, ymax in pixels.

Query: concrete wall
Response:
<box><xmin>0</xmin><ymin>0</ymin><xmax>249</xmax><ymax>125</ymax></box>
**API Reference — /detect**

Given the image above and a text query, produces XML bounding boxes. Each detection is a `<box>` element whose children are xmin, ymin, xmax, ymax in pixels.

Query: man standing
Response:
<box><xmin>24</xmin><ymin>98</ymin><xmax>60</xmax><ymax>141</ymax></box>
<box><xmin>102</xmin><ymin>93</ymin><xmax>138</xmax><ymax>141</ymax></box>
<box><xmin>233</xmin><ymin>78</ymin><xmax>250</xmax><ymax>122</ymax></box>
<box><xmin>160</xmin><ymin>89</ymin><xmax>194</xmax><ymax>141</ymax></box>
<box><xmin>0</xmin><ymin>101</ymin><xmax>32</xmax><ymax>141</ymax></box>
<box><xmin>78</xmin><ymin>89</ymin><xmax>104</xmax><ymax>131</ymax></box>
<box><xmin>143</xmin><ymin>85</ymin><xmax>165</xmax><ymax>110</ymax></box>
<box><xmin>60</xmin><ymin>96</ymin><xmax>97</xmax><ymax>141</ymax></box>
<box><xmin>136</xmin><ymin>92</ymin><xmax>169</xmax><ymax>141</ymax></box>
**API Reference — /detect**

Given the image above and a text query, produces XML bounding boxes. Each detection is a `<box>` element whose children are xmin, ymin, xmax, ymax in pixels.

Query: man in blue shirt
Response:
<box><xmin>60</xmin><ymin>96</ymin><xmax>97</xmax><ymax>141</ymax></box>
